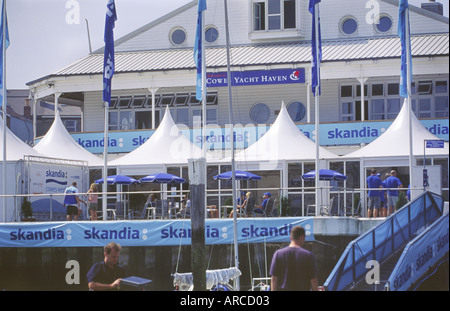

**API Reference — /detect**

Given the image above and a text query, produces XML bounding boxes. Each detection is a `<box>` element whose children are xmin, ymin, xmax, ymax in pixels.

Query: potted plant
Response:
<box><xmin>279</xmin><ymin>196</ymin><xmax>290</xmax><ymax>216</ymax></box>
<box><xmin>21</xmin><ymin>198</ymin><xmax>35</xmax><ymax>221</ymax></box>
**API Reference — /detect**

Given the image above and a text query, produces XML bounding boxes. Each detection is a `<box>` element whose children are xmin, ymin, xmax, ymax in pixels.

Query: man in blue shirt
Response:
<box><xmin>254</xmin><ymin>192</ymin><xmax>271</xmax><ymax>215</ymax></box>
<box><xmin>87</xmin><ymin>242</ymin><xmax>126</xmax><ymax>290</ymax></box>
<box><xmin>386</xmin><ymin>170</ymin><xmax>403</xmax><ymax>216</ymax></box>
<box><xmin>367</xmin><ymin>169</ymin><xmax>382</xmax><ymax>217</ymax></box>
<box><xmin>63</xmin><ymin>182</ymin><xmax>86</xmax><ymax>221</ymax></box>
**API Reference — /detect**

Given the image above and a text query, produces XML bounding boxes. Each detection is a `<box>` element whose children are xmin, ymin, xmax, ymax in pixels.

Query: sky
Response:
<box><xmin>4</xmin><ymin>0</ymin><xmax>449</xmax><ymax>90</ymax></box>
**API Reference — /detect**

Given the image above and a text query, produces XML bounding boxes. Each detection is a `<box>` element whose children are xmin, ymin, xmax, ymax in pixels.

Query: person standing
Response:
<box><xmin>87</xmin><ymin>183</ymin><xmax>99</xmax><ymax>220</ymax></box>
<box><xmin>63</xmin><ymin>182</ymin><xmax>86</xmax><ymax>221</ymax></box>
<box><xmin>269</xmin><ymin>226</ymin><xmax>318</xmax><ymax>291</ymax></box>
<box><xmin>87</xmin><ymin>242</ymin><xmax>126</xmax><ymax>291</ymax></box>
<box><xmin>386</xmin><ymin>170</ymin><xmax>403</xmax><ymax>216</ymax></box>
<box><xmin>367</xmin><ymin>169</ymin><xmax>382</xmax><ymax>217</ymax></box>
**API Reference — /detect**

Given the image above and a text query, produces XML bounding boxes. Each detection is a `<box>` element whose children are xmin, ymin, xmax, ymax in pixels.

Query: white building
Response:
<box><xmin>26</xmin><ymin>0</ymin><xmax>449</xmax><ymax>213</ymax></box>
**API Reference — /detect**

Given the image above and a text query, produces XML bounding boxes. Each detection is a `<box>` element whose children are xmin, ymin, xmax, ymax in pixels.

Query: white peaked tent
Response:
<box><xmin>343</xmin><ymin>102</ymin><xmax>449</xmax><ymax>161</ymax></box>
<box><xmin>109</xmin><ymin>106</ymin><xmax>202</xmax><ymax>175</ymax></box>
<box><xmin>231</xmin><ymin>102</ymin><xmax>337</xmax><ymax>167</ymax></box>
<box><xmin>0</xmin><ymin>116</ymin><xmax>42</xmax><ymax>161</ymax></box>
<box><xmin>33</xmin><ymin>111</ymin><xmax>104</xmax><ymax>167</ymax></box>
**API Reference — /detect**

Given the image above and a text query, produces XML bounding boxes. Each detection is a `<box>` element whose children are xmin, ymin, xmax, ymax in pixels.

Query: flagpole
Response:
<box><xmin>102</xmin><ymin>0</ymin><xmax>117</xmax><ymax>220</ymax></box>
<box><xmin>102</xmin><ymin>103</ymin><xmax>108</xmax><ymax>219</ymax></box>
<box><xmin>224</xmin><ymin>0</ymin><xmax>239</xmax><ymax>291</ymax></box>
<box><xmin>313</xmin><ymin>2</ymin><xmax>321</xmax><ymax>215</ymax></box>
<box><xmin>2</xmin><ymin>0</ymin><xmax>7</xmax><ymax>222</ymax></box>
<box><xmin>406</xmin><ymin>6</ymin><xmax>413</xmax><ymax>192</ymax></box>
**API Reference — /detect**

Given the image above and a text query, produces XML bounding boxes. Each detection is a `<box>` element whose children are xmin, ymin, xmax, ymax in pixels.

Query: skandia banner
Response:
<box><xmin>0</xmin><ymin>217</ymin><xmax>313</xmax><ymax>248</ymax></box>
<box><xmin>36</xmin><ymin>119</ymin><xmax>448</xmax><ymax>154</ymax></box>
<box><xmin>387</xmin><ymin>213</ymin><xmax>448</xmax><ymax>291</ymax></box>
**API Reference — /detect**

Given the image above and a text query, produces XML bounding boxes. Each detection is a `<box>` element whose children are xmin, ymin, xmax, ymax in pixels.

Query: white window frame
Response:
<box><xmin>249</xmin><ymin>0</ymin><xmax>301</xmax><ymax>41</ymax></box>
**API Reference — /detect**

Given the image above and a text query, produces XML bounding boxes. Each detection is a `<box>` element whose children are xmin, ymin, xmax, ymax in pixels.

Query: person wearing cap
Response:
<box><xmin>254</xmin><ymin>192</ymin><xmax>271</xmax><ymax>215</ymax></box>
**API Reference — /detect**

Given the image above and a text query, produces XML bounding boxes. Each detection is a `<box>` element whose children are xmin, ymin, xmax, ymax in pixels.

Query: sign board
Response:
<box><xmin>207</xmin><ymin>68</ymin><xmax>305</xmax><ymax>88</ymax></box>
<box><xmin>425</xmin><ymin>140</ymin><xmax>445</xmax><ymax>148</ymax></box>
<box><xmin>411</xmin><ymin>166</ymin><xmax>441</xmax><ymax>200</ymax></box>
<box><xmin>24</xmin><ymin>156</ymin><xmax>88</xmax><ymax>221</ymax></box>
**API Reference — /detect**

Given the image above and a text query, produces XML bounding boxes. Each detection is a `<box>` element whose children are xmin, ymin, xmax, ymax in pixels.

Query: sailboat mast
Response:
<box><xmin>224</xmin><ymin>0</ymin><xmax>239</xmax><ymax>291</ymax></box>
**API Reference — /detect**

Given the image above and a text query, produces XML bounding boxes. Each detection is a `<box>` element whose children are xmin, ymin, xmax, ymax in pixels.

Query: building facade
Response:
<box><xmin>26</xmin><ymin>0</ymin><xmax>449</xmax><ymax>211</ymax></box>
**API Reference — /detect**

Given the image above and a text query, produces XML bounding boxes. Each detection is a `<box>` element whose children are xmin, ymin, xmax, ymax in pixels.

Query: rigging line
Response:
<box><xmin>244</xmin><ymin>233</ymin><xmax>254</xmax><ymax>289</ymax></box>
<box><xmin>207</xmin><ymin>244</ymin><xmax>214</xmax><ymax>270</ymax></box>
<box><xmin>175</xmin><ymin>208</ymin><xmax>189</xmax><ymax>273</ymax></box>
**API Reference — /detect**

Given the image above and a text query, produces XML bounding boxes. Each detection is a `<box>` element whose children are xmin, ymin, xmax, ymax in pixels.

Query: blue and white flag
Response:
<box><xmin>0</xmin><ymin>0</ymin><xmax>10</xmax><ymax>109</ymax></box>
<box><xmin>309</xmin><ymin>0</ymin><xmax>322</xmax><ymax>97</ymax></box>
<box><xmin>194</xmin><ymin>0</ymin><xmax>207</xmax><ymax>101</ymax></box>
<box><xmin>398</xmin><ymin>0</ymin><xmax>412</xmax><ymax>98</ymax></box>
<box><xmin>103</xmin><ymin>0</ymin><xmax>117</xmax><ymax>105</ymax></box>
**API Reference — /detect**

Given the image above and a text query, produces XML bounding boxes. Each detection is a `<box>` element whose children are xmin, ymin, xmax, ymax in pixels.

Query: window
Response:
<box><xmin>253</xmin><ymin>0</ymin><xmax>296</xmax><ymax>31</ymax></box>
<box><xmin>117</xmin><ymin>97</ymin><xmax>131</xmax><ymax>108</ymax></box>
<box><xmin>436</xmin><ymin>81</ymin><xmax>448</xmax><ymax>93</ymax></box>
<box><xmin>387</xmin><ymin>98</ymin><xmax>401</xmax><ymax>119</ymax></box>
<box><xmin>375</xmin><ymin>15</ymin><xmax>392</xmax><ymax>33</ymax></box>
<box><xmin>284</xmin><ymin>0</ymin><xmax>296</xmax><ymax>29</ymax></box>
<box><xmin>341</xmin><ymin>85</ymin><xmax>353</xmax><ymax>97</ymax></box>
<box><xmin>342</xmin><ymin>80</ymin><xmax>448</xmax><ymax>121</ymax></box>
<box><xmin>371</xmin><ymin>99</ymin><xmax>385</xmax><ymax>120</ymax></box>
<box><xmin>341</xmin><ymin>17</ymin><xmax>358</xmax><ymax>35</ymax></box>
<box><xmin>268</xmin><ymin>0</ymin><xmax>281</xmax><ymax>30</ymax></box>
<box><xmin>170</xmin><ymin>28</ymin><xmax>186</xmax><ymax>45</ymax></box>
<box><xmin>341</xmin><ymin>102</ymin><xmax>354</xmax><ymax>121</ymax></box>
<box><xmin>435</xmin><ymin>96</ymin><xmax>449</xmax><ymax>117</ymax></box>
<box><xmin>250</xmin><ymin>103</ymin><xmax>271</xmax><ymax>123</ymax></box>
<box><xmin>287</xmin><ymin>101</ymin><xmax>306</xmax><ymax>122</ymax></box>
<box><xmin>64</xmin><ymin>120</ymin><xmax>78</xmax><ymax>132</ymax></box>
<box><xmin>131</xmin><ymin>96</ymin><xmax>147</xmax><ymax>108</ymax></box>
<box><xmin>254</xmin><ymin>2</ymin><xmax>265</xmax><ymax>31</ymax></box>
<box><xmin>135</xmin><ymin>111</ymin><xmax>152</xmax><ymax>129</ymax></box>
<box><xmin>174</xmin><ymin>93</ymin><xmax>189</xmax><ymax>106</ymax></box>
<box><xmin>372</xmin><ymin>84</ymin><xmax>384</xmax><ymax>96</ymax></box>
<box><xmin>108</xmin><ymin>92</ymin><xmax>218</xmax><ymax>130</ymax></box>
<box><xmin>387</xmin><ymin>83</ymin><xmax>399</xmax><ymax>95</ymax></box>
<box><xmin>205</xmin><ymin>26</ymin><xmax>219</xmax><ymax>43</ymax></box>
<box><xmin>417</xmin><ymin>80</ymin><xmax>433</xmax><ymax>95</ymax></box>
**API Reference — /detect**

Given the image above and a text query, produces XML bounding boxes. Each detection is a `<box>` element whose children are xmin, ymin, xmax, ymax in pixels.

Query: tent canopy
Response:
<box><xmin>231</xmin><ymin>102</ymin><xmax>337</xmax><ymax>163</ymax></box>
<box><xmin>343</xmin><ymin>102</ymin><xmax>449</xmax><ymax>159</ymax></box>
<box><xmin>1</xmin><ymin>116</ymin><xmax>42</xmax><ymax>161</ymax></box>
<box><xmin>109</xmin><ymin>106</ymin><xmax>201</xmax><ymax>169</ymax></box>
<box><xmin>33</xmin><ymin>112</ymin><xmax>104</xmax><ymax>167</ymax></box>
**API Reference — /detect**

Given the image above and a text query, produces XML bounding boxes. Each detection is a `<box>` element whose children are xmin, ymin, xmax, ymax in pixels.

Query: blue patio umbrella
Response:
<box><xmin>301</xmin><ymin>169</ymin><xmax>347</xmax><ymax>181</ymax></box>
<box><xmin>95</xmin><ymin>174</ymin><xmax>139</xmax><ymax>185</ymax></box>
<box><xmin>214</xmin><ymin>170</ymin><xmax>261</xmax><ymax>181</ymax></box>
<box><xmin>140</xmin><ymin>173</ymin><xmax>185</xmax><ymax>184</ymax></box>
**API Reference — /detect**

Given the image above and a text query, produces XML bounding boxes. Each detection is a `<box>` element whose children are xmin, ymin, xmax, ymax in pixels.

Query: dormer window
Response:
<box><xmin>253</xmin><ymin>0</ymin><xmax>296</xmax><ymax>31</ymax></box>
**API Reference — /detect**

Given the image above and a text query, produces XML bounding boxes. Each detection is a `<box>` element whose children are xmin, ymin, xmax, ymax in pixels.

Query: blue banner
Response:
<box><xmin>0</xmin><ymin>217</ymin><xmax>313</xmax><ymax>248</ymax></box>
<box><xmin>309</xmin><ymin>0</ymin><xmax>322</xmax><ymax>96</ymax></box>
<box><xmin>387</xmin><ymin>213</ymin><xmax>448</xmax><ymax>291</ymax></box>
<box><xmin>398</xmin><ymin>0</ymin><xmax>412</xmax><ymax>98</ymax></box>
<box><xmin>102</xmin><ymin>0</ymin><xmax>117</xmax><ymax>105</ymax></box>
<box><xmin>194</xmin><ymin>0</ymin><xmax>207</xmax><ymax>101</ymax></box>
<box><xmin>207</xmin><ymin>69</ymin><xmax>305</xmax><ymax>88</ymax></box>
<box><xmin>0</xmin><ymin>0</ymin><xmax>10</xmax><ymax>109</ymax></box>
